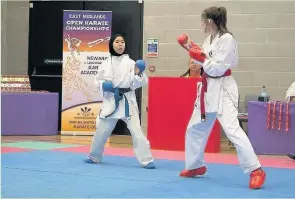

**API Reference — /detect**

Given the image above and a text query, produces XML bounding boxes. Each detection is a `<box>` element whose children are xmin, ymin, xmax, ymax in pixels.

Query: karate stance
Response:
<box><xmin>85</xmin><ymin>34</ymin><xmax>155</xmax><ymax>169</ymax></box>
<box><xmin>177</xmin><ymin>6</ymin><xmax>266</xmax><ymax>189</ymax></box>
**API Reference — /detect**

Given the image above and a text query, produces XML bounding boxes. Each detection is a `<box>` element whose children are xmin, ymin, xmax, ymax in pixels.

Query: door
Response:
<box><xmin>28</xmin><ymin>1</ymin><xmax>84</xmax><ymax>75</ymax></box>
<box><xmin>28</xmin><ymin>1</ymin><xmax>85</xmax><ymax>131</ymax></box>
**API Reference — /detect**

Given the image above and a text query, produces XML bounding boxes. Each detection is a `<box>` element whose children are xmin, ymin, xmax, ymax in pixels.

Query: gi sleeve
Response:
<box><xmin>129</xmin><ymin>60</ymin><xmax>148</xmax><ymax>90</ymax></box>
<box><xmin>131</xmin><ymin>72</ymin><xmax>148</xmax><ymax>90</ymax></box>
<box><xmin>94</xmin><ymin>60</ymin><xmax>107</xmax><ymax>96</ymax></box>
<box><xmin>285</xmin><ymin>82</ymin><xmax>295</xmax><ymax>102</ymax></box>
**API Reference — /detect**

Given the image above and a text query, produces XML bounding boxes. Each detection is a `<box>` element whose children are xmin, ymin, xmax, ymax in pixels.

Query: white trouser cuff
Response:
<box><xmin>242</xmin><ymin>162</ymin><xmax>261</xmax><ymax>174</ymax></box>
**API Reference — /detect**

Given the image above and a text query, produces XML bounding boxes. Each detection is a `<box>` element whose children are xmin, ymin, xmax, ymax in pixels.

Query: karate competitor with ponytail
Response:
<box><xmin>84</xmin><ymin>34</ymin><xmax>155</xmax><ymax>169</ymax></box>
<box><xmin>177</xmin><ymin>7</ymin><xmax>266</xmax><ymax>189</ymax></box>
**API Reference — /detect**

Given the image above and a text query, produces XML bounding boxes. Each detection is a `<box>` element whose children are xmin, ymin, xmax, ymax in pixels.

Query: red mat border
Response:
<box><xmin>53</xmin><ymin>145</ymin><xmax>295</xmax><ymax>169</ymax></box>
<box><xmin>1</xmin><ymin>146</ymin><xmax>34</xmax><ymax>154</ymax></box>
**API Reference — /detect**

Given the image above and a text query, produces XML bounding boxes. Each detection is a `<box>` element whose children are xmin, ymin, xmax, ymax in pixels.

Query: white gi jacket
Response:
<box><xmin>94</xmin><ymin>54</ymin><xmax>148</xmax><ymax>119</ymax></box>
<box><xmin>200</xmin><ymin>32</ymin><xmax>239</xmax><ymax>114</ymax></box>
<box><xmin>285</xmin><ymin>81</ymin><xmax>295</xmax><ymax>102</ymax></box>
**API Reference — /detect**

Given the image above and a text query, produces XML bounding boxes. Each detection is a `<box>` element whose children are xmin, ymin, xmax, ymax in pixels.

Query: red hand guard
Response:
<box><xmin>189</xmin><ymin>47</ymin><xmax>206</xmax><ymax>63</ymax></box>
<box><xmin>177</xmin><ymin>34</ymin><xmax>201</xmax><ymax>51</ymax></box>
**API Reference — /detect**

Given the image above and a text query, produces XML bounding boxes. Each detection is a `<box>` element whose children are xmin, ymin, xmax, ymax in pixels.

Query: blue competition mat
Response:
<box><xmin>2</xmin><ymin>150</ymin><xmax>295</xmax><ymax>198</ymax></box>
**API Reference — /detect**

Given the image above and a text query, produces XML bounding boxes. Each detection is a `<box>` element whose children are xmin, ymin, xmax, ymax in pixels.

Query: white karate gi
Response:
<box><xmin>88</xmin><ymin>54</ymin><xmax>154</xmax><ymax>166</ymax></box>
<box><xmin>185</xmin><ymin>32</ymin><xmax>261</xmax><ymax>173</ymax></box>
<box><xmin>285</xmin><ymin>81</ymin><xmax>295</xmax><ymax>102</ymax></box>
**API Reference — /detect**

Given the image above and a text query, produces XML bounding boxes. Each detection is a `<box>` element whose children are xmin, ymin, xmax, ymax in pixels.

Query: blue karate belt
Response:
<box><xmin>104</xmin><ymin>88</ymin><xmax>131</xmax><ymax>118</ymax></box>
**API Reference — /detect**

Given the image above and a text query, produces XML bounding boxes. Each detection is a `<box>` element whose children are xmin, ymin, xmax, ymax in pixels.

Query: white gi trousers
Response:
<box><xmin>88</xmin><ymin>105</ymin><xmax>154</xmax><ymax>166</ymax></box>
<box><xmin>185</xmin><ymin>90</ymin><xmax>261</xmax><ymax>174</ymax></box>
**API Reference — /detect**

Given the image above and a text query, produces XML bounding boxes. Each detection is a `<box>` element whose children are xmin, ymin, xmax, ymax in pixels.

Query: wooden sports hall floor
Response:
<box><xmin>1</xmin><ymin>135</ymin><xmax>236</xmax><ymax>153</ymax></box>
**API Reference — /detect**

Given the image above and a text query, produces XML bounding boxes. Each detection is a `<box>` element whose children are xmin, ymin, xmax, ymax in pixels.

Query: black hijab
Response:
<box><xmin>109</xmin><ymin>34</ymin><xmax>126</xmax><ymax>56</ymax></box>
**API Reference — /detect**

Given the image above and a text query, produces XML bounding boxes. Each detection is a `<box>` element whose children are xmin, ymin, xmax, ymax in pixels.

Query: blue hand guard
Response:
<box><xmin>136</xmin><ymin>60</ymin><xmax>146</xmax><ymax>73</ymax></box>
<box><xmin>102</xmin><ymin>81</ymin><xmax>114</xmax><ymax>92</ymax></box>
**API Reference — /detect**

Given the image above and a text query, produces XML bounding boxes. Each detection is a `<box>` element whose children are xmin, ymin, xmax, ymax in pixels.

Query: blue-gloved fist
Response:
<box><xmin>135</xmin><ymin>60</ymin><xmax>146</xmax><ymax>73</ymax></box>
<box><xmin>102</xmin><ymin>81</ymin><xmax>114</xmax><ymax>92</ymax></box>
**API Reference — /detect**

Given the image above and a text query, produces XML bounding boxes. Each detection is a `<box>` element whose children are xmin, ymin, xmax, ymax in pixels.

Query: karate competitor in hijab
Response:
<box><xmin>177</xmin><ymin>6</ymin><xmax>266</xmax><ymax>189</ymax></box>
<box><xmin>84</xmin><ymin>34</ymin><xmax>155</xmax><ymax>169</ymax></box>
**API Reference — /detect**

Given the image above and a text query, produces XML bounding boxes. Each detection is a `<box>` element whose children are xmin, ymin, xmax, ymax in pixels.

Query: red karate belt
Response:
<box><xmin>267</xmin><ymin>101</ymin><xmax>290</xmax><ymax>132</ymax></box>
<box><xmin>200</xmin><ymin>69</ymin><xmax>232</xmax><ymax>121</ymax></box>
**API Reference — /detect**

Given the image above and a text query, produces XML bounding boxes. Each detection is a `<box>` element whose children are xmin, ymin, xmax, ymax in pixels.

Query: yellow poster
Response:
<box><xmin>61</xmin><ymin>10</ymin><xmax>112</xmax><ymax>135</ymax></box>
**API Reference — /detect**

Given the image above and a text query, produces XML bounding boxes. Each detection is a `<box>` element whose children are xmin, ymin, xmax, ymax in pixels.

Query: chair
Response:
<box><xmin>239</xmin><ymin>94</ymin><xmax>260</xmax><ymax>133</ymax></box>
<box><xmin>239</xmin><ymin>94</ymin><xmax>259</xmax><ymax>129</ymax></box>
<box><xmin>243</xmin><ymin>94</ymin><xmax>260</xmax><ymax>113</ymax></box>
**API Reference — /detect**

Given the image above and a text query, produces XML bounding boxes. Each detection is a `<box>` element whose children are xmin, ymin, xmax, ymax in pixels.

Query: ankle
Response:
<box><xmin>252</xmin><ymin>167</ymin><xmax>262</xmax><ymax>172</ymax></box>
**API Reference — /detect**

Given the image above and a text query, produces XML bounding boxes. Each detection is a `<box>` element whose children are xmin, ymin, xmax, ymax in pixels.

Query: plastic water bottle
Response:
<box><xmin>261</xmin><ymin>86</ymin><xmax>267</xmax><ymax>97</ymax></box>
<box><xmin>259</xmin><ymin>86</ymin><xmax>269</xmax><ymax>102</ymax></box>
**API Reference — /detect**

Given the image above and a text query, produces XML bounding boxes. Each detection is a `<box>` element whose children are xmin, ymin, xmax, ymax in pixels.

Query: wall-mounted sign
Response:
<box><xmin>147</xmin><ymin>38</ymin><xmax>158</xmax><ymax>57</ymax></box>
